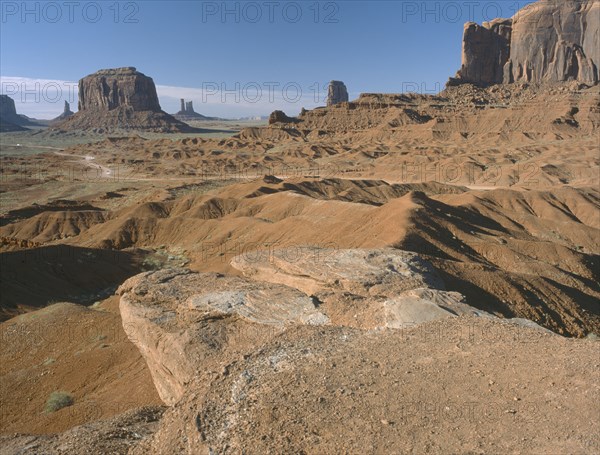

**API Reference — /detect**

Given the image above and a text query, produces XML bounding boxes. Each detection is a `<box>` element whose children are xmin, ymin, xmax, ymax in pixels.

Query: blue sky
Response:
<box><xmin>1</xmin><ymin>1</ymin><xmax>535</xmax><ymax>118</ymax></box>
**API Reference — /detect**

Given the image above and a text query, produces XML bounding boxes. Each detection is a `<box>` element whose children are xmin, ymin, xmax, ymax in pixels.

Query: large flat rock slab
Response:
<box><xmin>231</xmin><ymin>248</ymin><xmax>446</xmax><ymax>297</ymax></box>
<box><xmin>131</xmin><ymin>320</ymin><xmax>599</xmax><ymax>455</ymax></box>
<box><xmin>119</xmin><ymin>249</ymin><xmax>548</xmax><ymax>410</ymax></box>
<box><xmin>118</xmin><ymin>268</ymin><xmax>328</xmax><ymax>405</ymax></box>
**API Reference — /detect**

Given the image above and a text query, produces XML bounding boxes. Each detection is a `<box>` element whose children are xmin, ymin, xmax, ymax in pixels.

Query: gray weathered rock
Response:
<box><xmin>327</xmin><ymin>80</ymin><xmax>349</xmax><ymax>106</ymax></box>
<box><xmin>120</xmin><ymin>249</ymin><xmax>550</xmax><ymax>409</ymax></box>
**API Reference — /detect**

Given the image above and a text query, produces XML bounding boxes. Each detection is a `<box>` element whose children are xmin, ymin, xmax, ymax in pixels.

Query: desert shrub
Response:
<box><xmin>44</xmin><ymin>391</ymin><xmax>74</xmax><ymax>413</ymax></box>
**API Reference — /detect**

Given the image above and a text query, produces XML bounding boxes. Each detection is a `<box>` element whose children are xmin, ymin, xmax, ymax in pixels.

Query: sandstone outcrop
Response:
<box><xmin>260</xmin><ymin>83</ymin><xmax>599</xmax><ymax>140</ymax></box>
<box><xmin>116</xmin><ymin>249</ymin><xmax>596</xmax><ymax>455</ymax></box>
<box><xmin>452</xmin><ymin>19</ymin><xmax>512</xmax><ymax>86</ymax></box>
<box><xmin>0</xmin><ymin>94</ymin><xmax>18</xmax><ymax>122</ymax></box>
<box><xmin>452</xmin><ymin>0</ymin><xmax>599</xmax><ymax>86</ymax></box>
<box><xmin>506</xmin><ymin>0</ymin><xmax>599</xmax><ymax>84</ymax></box>
<box><xmin>77</xmin><ymin>67</ymin><xmax>161</xmax><ymax>112</ymax></box>
<box><xmin>327</xmin><ymin>80</ymin><xmax>349</xmax><ymax>106</ymax></box>
<box><xmin>0</xmin><ymin>95</ymin><xmax>29</xmax><ymax>131</ymax></box>
<box><xmin>119</xmin><ymin>248</ymin><xmax>547</xmax><ymax>407</ymax></box>
<box><xmin>118</xmin><ymin>267</ymin><xmax>329</xmax><ymax>405</ymax></box>
<box><xmin>133</xmin><ymin>319</ymin><xmax>599</xmax><ymax>455</ymax></box>
<box><xmin>54</xmin><ymin>67</ymin><xmax>196</xmax><ymax>132</ymax></box>
<box><xmin>268</xmin><ymin>109</ymin><xmax>298</xmax><ymax>124</ymax></box>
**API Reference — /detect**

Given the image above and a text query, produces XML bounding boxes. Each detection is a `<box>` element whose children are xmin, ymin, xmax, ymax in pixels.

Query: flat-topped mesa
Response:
<box><xmin>54</xmin><ymin>67</ymin><xmax>195</xmax><ymax>132</ymax></box>
<box><xmin>327</xmin><ymin>80</ymin><xmax>349</xmax><ymax>106</ymax></box>
<box><xmin>78</xmin><ymin>67</ymin><xmax>161</xmax><ymax>112</ymax></box>
<box><xmin>451</xmin><ymin>0</ymin><xmax>599</xmax><ymax>86</ymax></box>
<box><xmin>0</xmin><ymin>94</ymin><xmax>37</xmax><ymax>131</ymax></box>
<box><xmin>0</xmin><ymin>94</ymin><xmax>18</xmax><ymax>120</ymax></box>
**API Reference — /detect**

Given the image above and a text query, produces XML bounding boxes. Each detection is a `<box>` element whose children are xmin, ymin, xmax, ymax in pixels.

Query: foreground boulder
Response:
<box><xmin>118</xmin><ymin>268</ymin><xmax>329</xmax><ymax>405</ymax></box>
<box><xmin>119</xmin><ymin>248</ymin><xmax>541</xmax><ymax>407</ymax></box>
<box><xmin>49</xmin><ymin>248</ymin><xmax>592</xmax><ymax>454</ymax></box>
<box><xmin>452</xmin><ymin>0</ymin><xmax>599</xmax><ymax>86</ymax></box>
<box><xmin>54</xmin><ymin>67</ymin><xmax>196</xmax><ymax>132</ymax></box>
<box><xmin>131</xmin><ymin>319</ymin><xmax>598</xmax><ymax>454</ymax></box>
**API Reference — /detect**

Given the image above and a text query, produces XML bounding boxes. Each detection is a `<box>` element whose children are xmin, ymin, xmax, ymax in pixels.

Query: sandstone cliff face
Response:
<box><xmin>78</xmin><ymin>67</ymin><xmax>161</xmax><ymax>112</ymax></box>
<box><xmin>505</xmin><ymin>0</ymin><xmax>599</xmax><ymax>84</ymax></box>
<box><xmin>56</xmin><ymin>67</ymin><xmax>195</xmax><ymax>132</ymax></box>
<box><xmin>454</xmin><ymin>19</ymin><xmax>512</xmax><ymax>85</ymax></box>
<box><xmin>327</xmin><ymin>80</ymin><xmax>349</xmax><ymax>106</ymax></box>
<box><xmin>0</xmin><ymin>95</ymin><xmax>28</xmax><ymax>131</ymax></box>
<box><xmin>453</xmin><ymin>0</ymin><xmax>599</xmax><ymax>86</ymax></box>
<box><xmin>0</xmin><ymin>94</ymin><xmax>17</xmax><ymax>120</ymax></box>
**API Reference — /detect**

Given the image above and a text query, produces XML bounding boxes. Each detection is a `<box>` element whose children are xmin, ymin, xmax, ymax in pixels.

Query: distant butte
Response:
<box><xmin>54</xmin><ymin>67</ymin><xmax>198</xmax><ymax>133</ymax></box>
<box><xmin>327</xmin><ymin>81</ymin><xmax>349</xmax><ymax>106</ymax></box>
<box><xmin>172</xmin><ymin>98</ymin><xmax>221</xmax><ymax>121</ymax></box>
<box><xmin>50</xmin><ymin>101</ymin><xmax>75</xmax><ymax>124</ymax></box>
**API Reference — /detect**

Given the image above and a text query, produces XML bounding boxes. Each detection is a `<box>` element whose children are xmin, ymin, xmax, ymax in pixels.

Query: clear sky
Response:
<box><xmin>1</xmin><ymin>0</ymin><xmax>535</xmax><ymax>118</ymax></box>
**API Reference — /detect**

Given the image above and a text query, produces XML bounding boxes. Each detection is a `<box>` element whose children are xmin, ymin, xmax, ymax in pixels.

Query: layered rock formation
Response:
<box><xmin>119</xmin><ymin>248</ymin><xmax>545</xmax><ymax>406</ymax></box>
<box><xmin>452</xmin><ymin>0</ymin><xmax>599</xmax><ymax>86</ymax></box>
<box><xmin>0</xmin><ymin>95</ymin><xmax>29</xmax><ymax>132</ymax></box>
<box><xmin>118</xmin><ymin>266</ymin><xmax>329</xmax><ymax>405</ymax></box>
<box><xmin>268</xmin><ymin>109</ymin><xmax>299</xmax><ymax>124</ymax></box>
<box><xmin>327</xmin><ymin>80</ymin><xmax>349</xmax><ymax>106</ymax></box>
<box><xmin>452</xmin><ymin>19</ymin><xmax>512</xmax><ymax>86</ymax></box>
<box><xmin>55</xmin><ymin>67</ymin><xmax>196</xmax><ymax>132</ymax></box>
<box><xmin>506</xmin><ymin>0</ymin><xmax>599</xmax><ymax>84</ymax></box>
<box><xmin>111</xmin><ymin>248</ymin><xmax>600</xmax><ymax>454</ymax></box>
<box><xmin>77</xmin><ymin>67</ymin><xmax>161</xmax><ymax>112</ymax></box>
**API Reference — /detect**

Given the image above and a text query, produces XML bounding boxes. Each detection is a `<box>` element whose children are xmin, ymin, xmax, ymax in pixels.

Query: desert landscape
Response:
<box><xmin>0</xmin><ymin>0</ymin><xmax>599</xmax><ymax>453</ymax></box>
